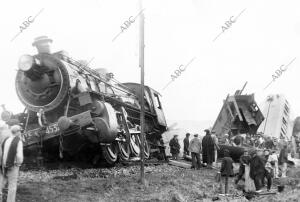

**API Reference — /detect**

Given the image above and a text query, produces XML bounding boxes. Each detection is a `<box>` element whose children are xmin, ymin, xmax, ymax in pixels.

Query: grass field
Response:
<box><xmin>14</xmin><ymin>163</ymin><xmax>300</xmax><ymax>202</ymax></box>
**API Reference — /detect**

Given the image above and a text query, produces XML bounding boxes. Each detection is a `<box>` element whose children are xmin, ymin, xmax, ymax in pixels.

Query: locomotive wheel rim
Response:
<box><xmin>103</xmin><ymin>144</ymin><xmax>117</xmax><ymax>164</ymax></box>
<box><xmin>118</xmin><ymin>141</ymin><xmax>130</xmax><ymax>161</ymax></box>
<box><xmin>144</xmin><ymin>140</ymin><xmax>150</xmax><ymax>159</ymax></box>
<box><xmin>130</xmin><ymin>135</ymin><xmax>140</xmax><ymax>157</ymax></box>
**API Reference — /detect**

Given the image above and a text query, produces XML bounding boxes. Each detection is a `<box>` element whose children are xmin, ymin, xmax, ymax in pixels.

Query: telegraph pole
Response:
<box><xmin>139</xmin><ymin>0</ymin><xmax>145</xmax><ymax>184</ymax></box>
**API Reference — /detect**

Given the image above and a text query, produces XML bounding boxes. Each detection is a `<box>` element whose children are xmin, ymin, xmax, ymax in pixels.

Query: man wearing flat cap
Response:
<box><xmin>0</xmin><ymin>125</ymin><xmax>23</xmax><ymax>202</ymax></box>
<box><xmin>169</xmin><ymin>135</ymin><xmax>180</xmax><ymax>160</ymax></box>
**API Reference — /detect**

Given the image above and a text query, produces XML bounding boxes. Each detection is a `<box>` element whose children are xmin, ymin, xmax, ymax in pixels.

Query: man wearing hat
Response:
<box><xmin>0</xmin><ymin>125</ymin><xmax>23</xmax><ymax>202</ymax></box>
<box><xmin>188</xmin><ymin>134</ymin><xmax>202</xmax><ymax>169</ymax></box>
<box><xmin>169</xmin><ymin>135</ymin><xmax>180</xmax><ymax>160</ymax></box>
<box><xmin>202</xmin><ymin>129</ymin><xmax>215</xmax><ymax>168</ymax></box>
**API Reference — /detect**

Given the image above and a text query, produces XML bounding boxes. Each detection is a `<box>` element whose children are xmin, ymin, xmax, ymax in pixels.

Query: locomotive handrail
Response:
<box><xmin>58</xmin><ymin>53</ymin><xmax>139</xmax><ymax>99</ymax></box>
<box><xmin>88</xmin><ymin>91</ymin><xmax>157</xmax><ymax>117</ymax></box>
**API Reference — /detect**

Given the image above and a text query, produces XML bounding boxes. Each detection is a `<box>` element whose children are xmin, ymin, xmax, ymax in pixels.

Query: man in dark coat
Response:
<box><xmin>220</xmin><ymin>149</ymin><xmax>234</xmax><ymax>194</ymax></box>
<box><xmin>183</xmin><ymin>133</ymin><xmax>190</xmax><ymax>157</ymax></box>
<box><xmin>250</xmin><ymin>150</ymin><xmax>272</xmax><ymax>191</ymax></box>
<box><xmin>278</xmin><ymin>144</ymin><xmax>288</xmax><ymax>178</ymax></box>
<box><xmin>202</xmin><ymin>129</ymin><xmax>215</xmax><ymax>168</ymax></box>
<box><xmin>169</xmin><ymin>135</ymin><xmax>180</xmax><ymax>160</ymax></box>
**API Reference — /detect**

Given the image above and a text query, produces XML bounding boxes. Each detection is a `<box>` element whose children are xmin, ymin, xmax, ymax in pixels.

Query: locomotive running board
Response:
<box><xmin>23</xmin><ymin>111</ymin><xmax>93</xmax><ymax>147</ymax></box>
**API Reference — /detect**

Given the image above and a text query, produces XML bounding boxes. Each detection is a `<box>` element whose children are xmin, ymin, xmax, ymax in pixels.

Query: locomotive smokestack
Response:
<box><xmin>32</xmin><ymin>36</ymin><xmax>53</xmax><ymax>54</ymax></box>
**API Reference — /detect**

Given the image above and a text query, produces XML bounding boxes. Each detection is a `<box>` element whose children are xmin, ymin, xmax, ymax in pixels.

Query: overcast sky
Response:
<box><xmin>1</xmin><ymin>0</ymin><xmax>300</xmax><ymax>124</ymax></box>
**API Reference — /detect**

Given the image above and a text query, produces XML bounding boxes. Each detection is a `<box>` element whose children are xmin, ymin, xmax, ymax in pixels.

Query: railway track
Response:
<box><xmin>21</xmin><ymin>157</ymin><xmax>167</xmax><ymax>171</ymax></box>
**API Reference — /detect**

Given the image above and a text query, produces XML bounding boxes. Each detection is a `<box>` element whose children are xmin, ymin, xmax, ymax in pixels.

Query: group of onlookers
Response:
<box><xmin>169</xmin><ymin>129</ymin><xmax>219</xmax><ymax>169</ymax></box>
<box><xmin>169</xmin><ymin>129</ymin><xmax>291</xmax><ymax>194</ymax></box>
<box><xmin>234</xmin><ymin>144</ymin><xmax>289</xmax><ymax>193</ymax></box>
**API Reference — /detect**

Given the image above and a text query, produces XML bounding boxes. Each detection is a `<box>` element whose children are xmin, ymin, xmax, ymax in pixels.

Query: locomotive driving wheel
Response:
<box><xmin>102</xmin><ymin>142</ymin><xmax>118</xmax><ymax>165</ymax></box>
<box><xmin>117</xmin><ymin>140</ymin><xmax>130</xmax><ymax>161</ymax></box>
<box><xmin>130</xmin><ymin>134</ymin><xmax>140</xmax><ymax>157</ymax></box>
<box><xmin>143</xmin><ymin>134</ymin><xmax>150</xmax><ymax>159</ymax></box>
<box><xmin>129</xmin><ymin>133</ymin><xmax>150</xmax><ymax>159</ymax></box>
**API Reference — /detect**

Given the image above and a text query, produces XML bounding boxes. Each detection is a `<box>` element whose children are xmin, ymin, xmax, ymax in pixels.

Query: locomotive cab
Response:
<box><xmin>122</xmin><ymin>82</ymin><xmax>167</xmax><ymax>129</ymax></box>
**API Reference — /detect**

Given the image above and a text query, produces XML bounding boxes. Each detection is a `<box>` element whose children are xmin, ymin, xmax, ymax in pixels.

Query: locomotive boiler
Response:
<box><xmin>2</xmin><ymin>36</ymin><xmax>167</xmax><ymax>165</ymax></box>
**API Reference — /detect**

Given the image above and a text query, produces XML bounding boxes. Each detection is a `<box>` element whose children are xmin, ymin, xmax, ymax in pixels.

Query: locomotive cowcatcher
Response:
<box><xmin>2</xmin><ymin>36</ymin><xmax>168</xmax><ymax>165</ymax></box>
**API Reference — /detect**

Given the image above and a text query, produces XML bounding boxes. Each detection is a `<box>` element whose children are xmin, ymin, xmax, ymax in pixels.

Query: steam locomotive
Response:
<box><xmin>2</xmin><ymin>36</ymin><xmax>167</xmax><ymax>165</ymax></box>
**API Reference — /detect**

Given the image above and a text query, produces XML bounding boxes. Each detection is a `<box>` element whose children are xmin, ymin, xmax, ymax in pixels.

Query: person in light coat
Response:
<box><xmin>267</xmin><ymin>151</ymin><xmax>279</xmax><ymax>178</ymax></box>
<box><xmin>211</xmin><ymin>131</ymin><xmax>219</xmax><ymax>167</ymax></box>
<box><xmin>189</xmin><ymin>134</ymin><xmax>202</xmax><ymax>169</ymax></box>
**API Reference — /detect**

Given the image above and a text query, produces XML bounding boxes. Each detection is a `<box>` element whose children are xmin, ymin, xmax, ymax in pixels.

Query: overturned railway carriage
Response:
<box><xmin>3</xmin><ymin>40</ymin><xmax>167</xmax><ymax>165</ymax></box>
<box><xmin>211</xmin><ymin>86</ymin><xmax>265</xmax><ymax>161</ymax></box>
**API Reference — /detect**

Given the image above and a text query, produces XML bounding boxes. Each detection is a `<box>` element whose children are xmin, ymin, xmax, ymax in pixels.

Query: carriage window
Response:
<box><xmin>282</xmin><ymin>117</ymin><xmax>287</xmax><ymax>126</ymax></box>
<box><xmin>154</xmin><ymin>93</ymin><xmax>162</xmax><ymax>109</ymax></box>
<box><xmin>281</xmin><ymin>127</ymin><xmax>286</xmax><ymax>135</ymax></box>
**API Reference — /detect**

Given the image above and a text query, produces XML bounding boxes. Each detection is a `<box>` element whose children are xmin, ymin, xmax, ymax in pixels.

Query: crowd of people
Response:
<box><xmin>169</xmin><ymin>129</ymin><xmax>219</xmax><ymax>169</ymax></box>
<box><xmin>235</xmin><ymin>144</ymin><xmax>290</xmax><ymax>193</ymax></box>
<box><xmin>0</xmin><ymin>123</ymin><xmax>24</xmax><ymax>202</ymax></box>
<box><xmin>168</xmin><ymin>129</ymin><xmax>291</xmax><ymax>194</ymax></box>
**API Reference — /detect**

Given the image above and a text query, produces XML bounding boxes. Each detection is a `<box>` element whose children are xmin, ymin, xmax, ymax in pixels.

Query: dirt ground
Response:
<box><xmin>14</xmin><ymin>163</ymin><xmax>300</xmax><ymax>202</ymax></box>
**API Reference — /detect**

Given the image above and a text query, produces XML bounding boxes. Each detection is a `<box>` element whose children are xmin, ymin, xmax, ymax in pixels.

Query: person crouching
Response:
<box><xmin>188</xmin><ymin>134</ymin><xmax>202</xmax><ymax>169</ymax></box>
<box><xmin>0</xmin><ymin>125</ymin><xmax>24</xmax><ymax>202</ymax></box>
<box><xmin>220</xmin><ymin>149</ymin><xmax>234</xmax><ymax>195</ymax></box>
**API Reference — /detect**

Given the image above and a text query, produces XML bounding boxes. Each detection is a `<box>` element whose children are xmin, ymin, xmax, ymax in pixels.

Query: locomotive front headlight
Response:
<box><xmin>18</xmin><ymin>54</ymin><xmax>34</xmax><ymax>71</ymax></box>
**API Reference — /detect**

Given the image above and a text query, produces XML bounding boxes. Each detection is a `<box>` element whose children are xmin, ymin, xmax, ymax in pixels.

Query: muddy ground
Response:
<box><xmin>14</xmin><ymin>162</ymin><xmax>300</xmax><ymax>202</ymax></box>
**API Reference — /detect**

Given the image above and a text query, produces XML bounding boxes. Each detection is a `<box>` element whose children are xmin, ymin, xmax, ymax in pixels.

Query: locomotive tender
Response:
<box><xmin>2</xmin><ymin>36</ymin><xmax>167</xmax><ymax>165</ymax></box>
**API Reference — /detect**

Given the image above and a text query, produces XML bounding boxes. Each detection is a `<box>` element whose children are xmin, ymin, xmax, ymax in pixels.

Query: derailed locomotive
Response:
<box><xmin>2</xmin><ymin>36</ymin><xmax>167</xmax><ymax>165</ymax></box>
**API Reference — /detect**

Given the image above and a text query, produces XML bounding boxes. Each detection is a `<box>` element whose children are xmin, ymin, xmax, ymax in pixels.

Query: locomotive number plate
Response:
<box><xmin>45</xmin><ymin>123</ymin><xmax>60</xmax><ymax>134</ymax></box>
